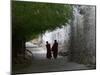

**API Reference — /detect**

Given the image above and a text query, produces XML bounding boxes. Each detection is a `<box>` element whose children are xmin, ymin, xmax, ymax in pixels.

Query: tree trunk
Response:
<box><xmin>12</xmin><ymin>35</ymin><xmax>26</xmax><ymax>63</ymax></box>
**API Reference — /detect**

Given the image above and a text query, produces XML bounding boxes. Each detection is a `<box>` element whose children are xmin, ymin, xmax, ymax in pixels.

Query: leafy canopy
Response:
<box><xmin>12</xmin><ymin>1</ymin><xmax>72</xmax><ymax>41</ymax></box>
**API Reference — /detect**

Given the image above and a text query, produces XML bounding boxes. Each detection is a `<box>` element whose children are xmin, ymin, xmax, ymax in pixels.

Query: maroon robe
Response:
<box><xmin>52</xmin><ymin>42</ymin><xmax>58</xmax><ymax>58</ymax></box>
<box><xmin>46</xmin><ymin>43</ymin><xmax>52</xmax><ymax>59</ymax></box>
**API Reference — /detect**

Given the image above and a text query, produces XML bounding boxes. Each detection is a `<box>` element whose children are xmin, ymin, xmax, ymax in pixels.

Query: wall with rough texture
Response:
<box><xmin>70</xmin><ymin>6</ymin><xmax>96</xmax><ymax>65</ymax></box>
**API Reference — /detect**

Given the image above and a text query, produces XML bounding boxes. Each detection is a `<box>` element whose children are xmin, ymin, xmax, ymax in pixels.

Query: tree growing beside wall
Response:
<box><xmin>12</xmin><ymin>1</ymin><xmax>72</xmax><ymax>61</ymax></box>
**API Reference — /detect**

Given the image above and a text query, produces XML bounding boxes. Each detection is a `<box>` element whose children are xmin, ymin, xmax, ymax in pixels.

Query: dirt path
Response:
<box><xmin>15</xmin><ymin>46</ymin><xmax>88</xmax><ymax>74</ymax></box>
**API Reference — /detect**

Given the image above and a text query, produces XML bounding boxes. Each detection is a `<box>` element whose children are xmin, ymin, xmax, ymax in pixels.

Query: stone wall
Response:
<box><xmin>70</xmin><ymin>5</ymin><xmax>96</xmax><ymax>65</ymax></box>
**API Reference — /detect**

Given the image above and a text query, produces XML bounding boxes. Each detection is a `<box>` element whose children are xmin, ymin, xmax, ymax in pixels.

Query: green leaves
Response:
<box><xmin>12</xmin><ymin>1</ymin><xmax>72</xmax><ymax>41</ymax></box>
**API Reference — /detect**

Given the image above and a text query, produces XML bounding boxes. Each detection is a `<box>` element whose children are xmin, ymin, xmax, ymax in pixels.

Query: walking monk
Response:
<box><xmin>52</xmin><ymin>40</ymin><xmax>58</xmax><ymax>59</ymax></box>
<box><xmin>46</xmin><ymin>41</ymin><xmax>52</xmax><ymax>59</ymax></box>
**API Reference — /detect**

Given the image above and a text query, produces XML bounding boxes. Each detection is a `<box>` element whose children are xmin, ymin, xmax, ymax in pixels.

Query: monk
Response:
<box><xmin>52</xmin><ymin>40</ymin><xmax>58</xmax><ymax>59</ymax></box>
<box><xmin>46</xmin><ymin>41</ymin><xmax>52</xmax><ymax>59</ymax></box>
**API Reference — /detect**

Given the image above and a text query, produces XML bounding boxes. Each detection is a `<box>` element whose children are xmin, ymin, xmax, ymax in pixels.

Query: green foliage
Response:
<box><xmin>12</xmin><ymin>1</ymin><xmax>72</xmax><ymax>41</ymax></box>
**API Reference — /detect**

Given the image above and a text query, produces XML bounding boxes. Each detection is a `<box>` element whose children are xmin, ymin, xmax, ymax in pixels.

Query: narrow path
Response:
<box><xmin>15</xmin><ymin>44</ymin><xmax>89</xmax><ymax>74</ymax></box>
